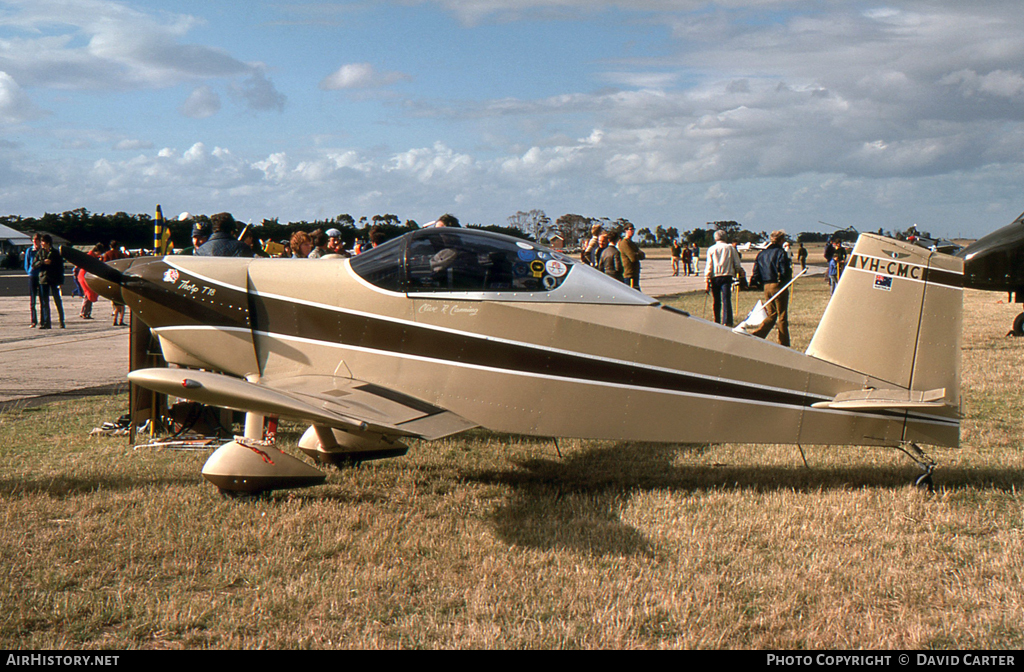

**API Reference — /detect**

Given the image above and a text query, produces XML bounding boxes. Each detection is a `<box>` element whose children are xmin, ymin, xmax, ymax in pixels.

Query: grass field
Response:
<box><xmin>1</xmin><ymin>281</ymin><xmax>1023</xmax><ymax>649</ymax></box>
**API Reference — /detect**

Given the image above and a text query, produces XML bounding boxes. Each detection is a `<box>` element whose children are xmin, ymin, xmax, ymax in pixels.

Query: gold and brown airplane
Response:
<box><xmin>67</xmin><ymin>226</ymin><xmax>963</xmax><ymax>495</ymax></box>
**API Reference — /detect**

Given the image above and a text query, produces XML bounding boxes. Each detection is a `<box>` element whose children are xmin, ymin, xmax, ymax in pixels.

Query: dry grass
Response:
<box><xmin>1</xmin><ymin>283</ymin><xmax>1023</xmax><ymax>649</ymax></box>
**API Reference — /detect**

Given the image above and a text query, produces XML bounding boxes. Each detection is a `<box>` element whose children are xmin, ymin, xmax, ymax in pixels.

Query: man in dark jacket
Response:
<box><xmin>749</xmin><ymin>230</ymin><xmax>793</xmax><ymax>346</ymax></box>
<box><xmin>33</xmin><ymin>234</ymin><xmax>65</xmax><ymax>329</ymax></box>
<box><xmin>196</xmin><ymin>213</ymin><xmax>254</xmax><ymax>257</ymax></box>
<box><xmin>597</xmin><ymin>231</ymin><xmax>624</xmax><ymax>282</ymax></box>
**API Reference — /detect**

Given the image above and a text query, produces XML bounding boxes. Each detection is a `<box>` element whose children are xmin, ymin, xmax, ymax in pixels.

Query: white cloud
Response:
<box><xmin>423</xmin><ymin>0</ymin><xmax>726</xmax><ymax>25</ymax></box>
<box><xmin>319</xmin><ymin>63</ymin><xmax>411</xmax><ymax>90</ymax></box>
<box><xmin>599</xmin><ymin>72</ymin><xmax>680</xmax><ymax>90</ymax></box>
<box><xmin>113</xmin><ymin>139</ymin><xmax>153</xmax><ymax>151</ymax></box>
<box><xmin>387</xmin><ymin>143</ymin><xmax>473</xmax><ymax>181</ymax></box>
<box><xmin>405</xmin><ymin>1</ymin><xmax>1024</xmax><ymax>190</ymax></box>
<box><xmin>0</xmin><ymin>0</ymin><xmax>285</xmax><ymax>112</ymax></box>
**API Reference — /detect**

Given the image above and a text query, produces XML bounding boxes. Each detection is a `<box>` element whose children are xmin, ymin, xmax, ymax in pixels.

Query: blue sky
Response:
<box><xmin>2</xmin><ymin>0</ymin><xmax>1023</xmax><ymax>238</ymax></box>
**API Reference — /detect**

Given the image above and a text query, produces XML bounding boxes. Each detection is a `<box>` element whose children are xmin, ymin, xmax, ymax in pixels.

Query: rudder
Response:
<box><xmin>807</xmin><ymin>234</ymin><xmax>962</xmax><ymax>406</ymax></box>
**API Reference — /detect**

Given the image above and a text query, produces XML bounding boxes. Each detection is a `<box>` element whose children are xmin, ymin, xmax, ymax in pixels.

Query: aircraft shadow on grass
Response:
<box><xmin>460</xmin><ymin>440</ymin><xmax>1024</xmax><ymax>557</ymax></box>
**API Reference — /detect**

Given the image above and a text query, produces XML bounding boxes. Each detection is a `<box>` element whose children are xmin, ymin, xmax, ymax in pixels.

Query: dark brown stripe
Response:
<box><xmin>250</xmin><ymin>293</ymin><xmax>827</xmax><ymax>409</ymax></box>
<box><xmin>922</xmin><ymin>267</ymin><xmax>964</xmax><ymax>288</ymax></box>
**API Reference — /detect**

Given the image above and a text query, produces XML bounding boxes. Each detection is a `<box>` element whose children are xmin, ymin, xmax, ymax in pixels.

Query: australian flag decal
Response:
<box><xmin>874</xmin><ymin>275</ymin><xmax>893</xmax><ymax>291</ymax></box>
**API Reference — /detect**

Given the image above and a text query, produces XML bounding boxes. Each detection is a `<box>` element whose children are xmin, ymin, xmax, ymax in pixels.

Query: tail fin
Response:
<box><xmin>807</xmin><ymin>234</ymin><xmax>963</xmax><ymax>404</ymax></box>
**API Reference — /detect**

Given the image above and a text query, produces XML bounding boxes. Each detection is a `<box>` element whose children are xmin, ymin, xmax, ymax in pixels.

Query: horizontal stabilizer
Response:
<box><xmin>811</xmin><ymin>387</ymin><xmax>950</xmax><ymax>411</ymax></box>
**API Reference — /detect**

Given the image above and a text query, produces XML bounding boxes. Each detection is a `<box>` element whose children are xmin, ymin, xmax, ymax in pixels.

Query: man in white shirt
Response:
<box><xmin>704</xmin><ymin>229</ymin><xmax>743</xmax><ymax>326</ymax></box>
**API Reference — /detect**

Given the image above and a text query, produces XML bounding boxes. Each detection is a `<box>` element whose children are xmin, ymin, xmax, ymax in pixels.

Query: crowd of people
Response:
<box><xmin>25</xmin><ymin>233</ymin><xmax>131</xmax><ymax>329</ymax></box>
<box><xmin>184</xmin><ymin>212</ymin><xmax>391</xmax><ymax>260</ymax></box>
<box><xmin>24</xmin><ymin>210</ymin><xmax>842</xmax><ymax>350</ymax></box>
<box><xmin>23</xmin><ymin>211</ymin><xmax>449</xmax><ymax>332</ymax></box>
<box><xmin>669</xmin><ymin>239</ymin><xmax>701</xmax><ymax>277</ymax></box>
<box><xmin>580</xmin><ymin>222</ymin><xmax>650</xmax><ymax>291</ymax></box>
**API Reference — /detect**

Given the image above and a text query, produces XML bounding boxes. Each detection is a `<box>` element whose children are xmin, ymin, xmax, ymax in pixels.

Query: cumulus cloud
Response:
<box><xmin>319</xmin><ymin>63</ymin><xmax>411</xmax><ymax>90</ymax></box>
<box><xmin>234</xmin><ymin>70</ymin><xmax>287</xmax><ymax>112</ymax></box>
<box><xmin>0</xmin><ymin>71</ymin><xmax>44</xmax><ymax>124</ymax></box>
<box><xmin>179</xmin><ymin>86</ymin><xmax>221</xmax><ymax>119</ymax></box>
<box><xmin>387</xmin><ymin>143</ymin><xmax>474</xmax><ymax>182</ymax></box>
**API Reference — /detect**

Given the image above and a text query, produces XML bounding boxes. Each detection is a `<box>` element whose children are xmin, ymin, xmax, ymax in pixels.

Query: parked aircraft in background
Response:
<box><xmin>957</xmin><ymin>211</ymin><xmax>1024</xmax><ymax>336</ymax></box>
<box><xmin>904</xmin><ymin>226</ymin><xmax>964</xmax><ymax>255</ymax></box>
<box><xmin>66</xmin><ymin>226</ymin><xmax>963</xmax><ymax>496</ymax></box>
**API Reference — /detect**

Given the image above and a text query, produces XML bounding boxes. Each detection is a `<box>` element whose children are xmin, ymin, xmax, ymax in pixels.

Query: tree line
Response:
<box><xmin>0</xmin><ymin>209</ymin><xmax>532</xmax><ymax>253</ymax></box>
<box><xmin>3</xmin><ymin>206</ymin><xmax>819</xmax><ymax>260</ymax></box>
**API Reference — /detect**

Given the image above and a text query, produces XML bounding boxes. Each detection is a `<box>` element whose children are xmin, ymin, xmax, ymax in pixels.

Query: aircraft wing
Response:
<box><xmin>810</xmin><ymin>387</ymin><xmax>952</xmax><ymax>411</ymax></box>
<box><xmin>127</xmin><ymin>368</ymin><xmax>477</xmax><ymax>440</ymax></box>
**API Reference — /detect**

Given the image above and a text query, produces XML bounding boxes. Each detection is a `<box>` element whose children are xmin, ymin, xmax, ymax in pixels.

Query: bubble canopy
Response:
<box><xmin>349</xmin><ymin>227</ymin><xmax>653</xmax><ymax>305</ymax></box>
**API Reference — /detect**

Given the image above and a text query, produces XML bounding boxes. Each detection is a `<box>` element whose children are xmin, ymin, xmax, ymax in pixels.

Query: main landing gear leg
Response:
<box><xmin>895</xmin><ymin>442</ymin><xmax>936</xmax><ymax>492</ymax></box>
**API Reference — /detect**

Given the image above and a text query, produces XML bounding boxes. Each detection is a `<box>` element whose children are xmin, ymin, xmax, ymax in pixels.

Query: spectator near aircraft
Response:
<box><xmin>196</xmin><ymin>213</ymin><xmax>254</xmax><ymax>258</ymax></box>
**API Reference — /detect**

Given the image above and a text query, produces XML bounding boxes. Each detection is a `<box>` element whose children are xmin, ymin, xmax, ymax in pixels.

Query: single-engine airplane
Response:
<box><xmin>956</xmin><ymin>211</ymin><xmax>1024</xmax><ymax>336</ymax></box>
<box><xmin>66</xmin><ymin>226</ymin><xmax>963</xmax><ymax>496</ymax></box>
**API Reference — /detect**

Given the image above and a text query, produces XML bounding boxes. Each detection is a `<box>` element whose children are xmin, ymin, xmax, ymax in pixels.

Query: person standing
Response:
<box><xmin>703</xmin><ymin>230</ymin><xmax>743</xmax><ymax>326</ymax></box>
<box><xmin>827</xmin><ymin>256</ymin><xmax>839</xmax><ymax>295</ymax></box>
<box><xmin>796</xmin><ymin>242</ymin><xmax>807</xmax><ymax>272</ymax></box>
<box><xmin>101</xmin><ymin>241</ymin><xmax>128</xmax><ymax>326</ymax></box>
<box><xmin>618</xmin><ymin>223</ymin><xmax>645</xmax><ymax>291</ymax></box>
<box><xmin>597</xmin><ymin>231</ymin><xmax>624</xmax><ymax>282</ymax></box>
<box><xmin>581</xmin><ymin>223</ymin><xmax>603</xmax><ymax>266</ymax></box>
<box><xmin>670</xmin><ymin>239</ymin><xmax>681</xmax><ymax>276</ymax></box>
<box><xmin>77</xmin><ymin>243</ymin><xmax>107</xmax><ymax>319</ymax></box>
<box><xmin>306</xmin><ymin>230</ymin><xmax>328</xmax><ymax>259</ymax></box>
<box><xmin>25</xmin><ymin>233</ymin><xmax>42</xmax><ymax>327</ymax></box>
<box><xmin>749</xmin><ymin>230</ymin><xmax>794</xmax><ymax>346</ymax></box>
<box><xmin>326</xmin><ymin>228</ymin><xmax>347</xmax><ymax>256</ymax></box>
<box><xmin>189</xmin><ymin>222</ymin><xmax>210</xmax><ymax>254</ymax></box>
<box><xmin>290</xmin><ymin>231</ymin><xmax>313</xmax><ymax>258</ymax></box>
<box><xmin>196</xmin><ymin>213</ymin><xmax>254</xmax><ymax>257</ymax></box>
<box><xmin>34</xmin><ymin>235</ymin><xmax>65</xmax><ymax>329</ymax></box>
<box><xmin>833</xmin><ymin>240</ymin><xmax>848</xmax><ymax>278</ymax></box>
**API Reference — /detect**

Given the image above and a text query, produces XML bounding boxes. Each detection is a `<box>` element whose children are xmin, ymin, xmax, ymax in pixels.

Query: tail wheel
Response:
<box><xmin>1011</xmin><ymin>312</ymin><xmax>1024</xmax><ymax>337</ymax></box>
